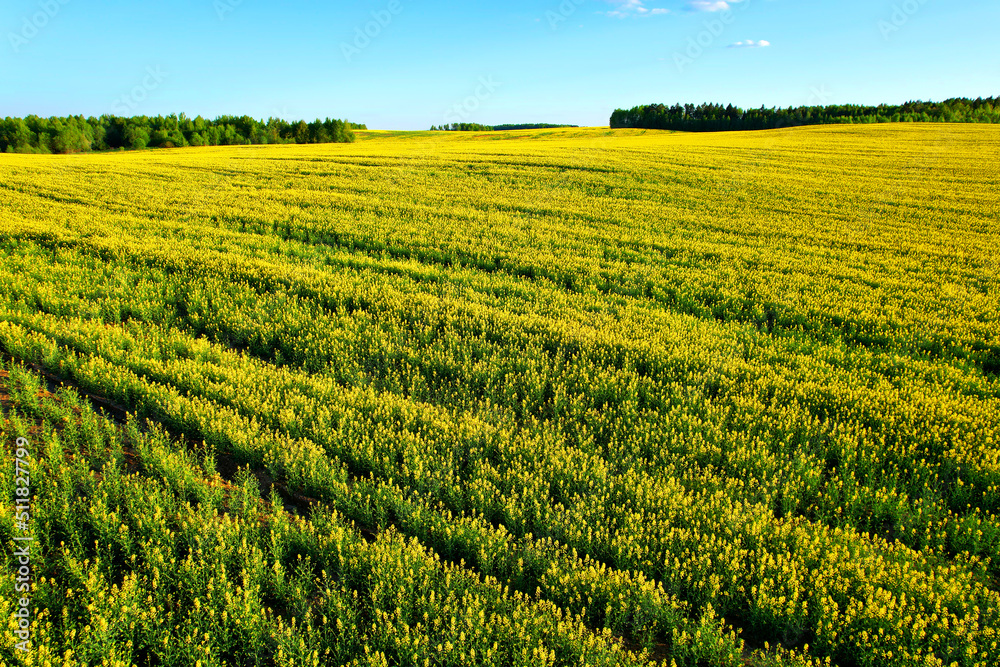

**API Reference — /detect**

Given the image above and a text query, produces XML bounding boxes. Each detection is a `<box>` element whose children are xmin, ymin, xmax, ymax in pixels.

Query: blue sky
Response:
<box><xmin>1</xmin><ymin>0</ymin><xmax>998</xmax><ymax>130</ymax></box>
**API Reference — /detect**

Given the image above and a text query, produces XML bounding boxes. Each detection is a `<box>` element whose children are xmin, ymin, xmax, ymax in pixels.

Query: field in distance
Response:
<box><xmin>1</xmin><ymin>125</ymin><xmax>998</xmax><ymax>666</ymax></box>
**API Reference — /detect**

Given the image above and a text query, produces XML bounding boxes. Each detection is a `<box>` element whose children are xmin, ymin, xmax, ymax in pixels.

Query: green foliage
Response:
<box><xmin>0</xmin><ymin>363</ymin><xmax>649</xmax><ymax>666</ymax></box>
<box><xmin>430</xmin><ymin>123</ymin><xmax>579</xmax><ymax>131</ymax></box>
<box><xmin>492</xmin><ymin>124</ymin><xmax>580</xmax><ymax>131</ymax></box>
<box><xmin>431</xmin><ymin>122</ymin><xmax>495</xmax><ymax>132</ymax></box>
<box><xmin>0</xmin><ymin>113</ymin><xmax>360</xmax><ymax>154</ymax></box>
<box><xmin>611</xmin><ymin>97</ymin><xmax>1000</xmax><ymax>131</ymax></box>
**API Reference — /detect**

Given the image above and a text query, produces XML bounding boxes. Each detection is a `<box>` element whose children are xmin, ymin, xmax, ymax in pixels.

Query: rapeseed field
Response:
<box><xmin>0</xmin><ymin>124</ymin><xmax>998</xmax><ymax>666</ymax></box>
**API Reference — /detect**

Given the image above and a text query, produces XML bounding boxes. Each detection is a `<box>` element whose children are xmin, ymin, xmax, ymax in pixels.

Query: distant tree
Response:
<box><xmin>492</xmin><ymin>123</ymin><xmax>579</xmax><ymax>131</ymax></box>
<box><xmin>124</xmin><ymin>124</ymin><xmax>150</xmax><ymax>150</ymax></box>
<box><xmin>149</xmin><ymin>129</ymin><xmax>170</xmax><ymax>148</ymax></box>
<box><xmin>437</xmin><ymin>122</ymin><xmax>493</xmax><ymax>131</ymax></box>
<box><xmin>166</xmin><ymin>130</ymin><xmax>187</xmax><ymax>148</ymax></box>
<box><xmin>294</xmin><ymin>120</ymin><xmax>309</xmax><ymax>144</ymax></box>
<box><xmin>266</xmin><ymin>120</ymin><xmax>281</xmax><ymax>145</ymax></box>
<box><xmin>52</xmin><ymin>125</ymin><xmax>89</xmax><ymax>153</ymax></box>
<box><xmin>308</xmin><ymin>119</ymin><xmax>330</xmax><ymax>144</ymax></box>
<box><xmin>205</xmin><ymin>125</ymin><xmax>221</xmax><ymax>146</ymax></box>
<box><xmin>0</xmin><ymin>112</ymin><xmax>361</xmax><ymax>153</ymax></box>
<box><xmin>610</xmin><ymin>97</ymin><xmax>1000</xmax><ymax>132</ymax></box>
<box><xmin>89</xmin><ymin>119</ymin><xmax>108</xmax><ymax>151</ymax></box>
<box><xmin>0</xmin><ymin>117</ymin><xmax>33</xmax><ymax>152</ymax></box>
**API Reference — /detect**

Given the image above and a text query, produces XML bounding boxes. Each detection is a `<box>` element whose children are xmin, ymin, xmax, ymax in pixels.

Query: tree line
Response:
<box><xmin>429</xmin><ymin>123</ymin><xmax>579</xmax><ymax>131</ymax></box>
<box><xmin>609</xmin><ymin>97</ymin><xmax>1000</xmax><ymax>132</ymax></box>
<box><xmin>0</xmin><ymin>114</ymin><xmax>366</xmax><ymax>154</ymax></box>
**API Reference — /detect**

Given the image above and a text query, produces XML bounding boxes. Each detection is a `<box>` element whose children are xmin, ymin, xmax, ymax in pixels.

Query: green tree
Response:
<box><xmin>124</xmin><ymin>124</ymin><xmax>150</xmax><ymax>150</ymax></box>
<box><xmin>294</xmin><ymin>120</ymin><xmax>309</xmax><ymax>144</ymax></box>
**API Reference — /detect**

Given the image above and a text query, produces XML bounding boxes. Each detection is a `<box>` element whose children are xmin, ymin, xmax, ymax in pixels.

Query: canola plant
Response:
<box><xmin>0</xmin><ymin>124</ymin><xmax>998</xmax><ymax>666</ymax></box>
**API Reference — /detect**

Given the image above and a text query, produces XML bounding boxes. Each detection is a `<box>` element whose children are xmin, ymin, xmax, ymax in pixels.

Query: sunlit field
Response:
<box><xmin>1</xmin><ymin>124</ymin><xmax>999</xmax><ymax>666</ymax></box>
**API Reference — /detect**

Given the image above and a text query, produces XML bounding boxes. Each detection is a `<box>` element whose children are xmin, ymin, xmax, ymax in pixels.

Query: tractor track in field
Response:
<box><xmin>0</xmin><ymin>369</ymin><xmax>12</xmax><ymax>422</ymax></box>
<box><xmin>0</xmin><ymin>354</ymin><xmax>679</xmax><ymax>663</ymax></box>
<box><xmin>0</xmin><ymin>353</ymin><xmax>327</xmax><ymax>521</ymax></box>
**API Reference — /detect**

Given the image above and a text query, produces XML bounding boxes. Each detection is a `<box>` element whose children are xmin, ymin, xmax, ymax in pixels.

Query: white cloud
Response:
<box><xmin>686</xmin><ymin>0</ymin><xmax>747</xmax><ymax>11</ymax></box>
<box><xmin>728</xmin><ymin>39</ymin><xmax>771</xmax><ymax>48</ymax></box>
<box><xmin>602</xmin><ymin>0</ymin><xmax>670</xmax><ymax>17</ymax></box>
